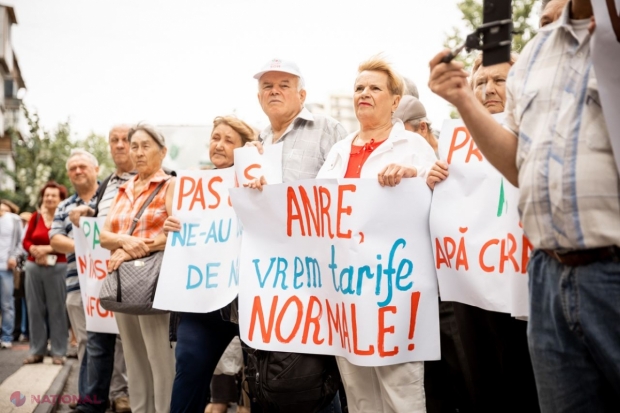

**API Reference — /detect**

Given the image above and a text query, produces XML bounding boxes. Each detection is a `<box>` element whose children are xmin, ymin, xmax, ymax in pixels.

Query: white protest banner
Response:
<box><xmin>233</xmin><ymin>143</ymin><xmax>283</xmax><ymax>186</ymax></box>
<box><xmin>591</xmin><ymin>0</ymin><xmax>620</xmax><ymax>174</ymax></box>
<box><xmin>74</xmin><ymin>217</ymin><xmax>118</xmax><ymax>334</ymax></box>
<box><xmin>230</xmin><ymin>179</ymin><xmax>440</xmax><ymax>367</ymax></box>
<box><xmin>153</xmin><ymin>167</ymin><xmax>241</xmax><ymax>313</ymax></box>
<box><xmin>429</xmin><ymin>117</ymin><xmax>531</xmax><ymax>317</ymax></box>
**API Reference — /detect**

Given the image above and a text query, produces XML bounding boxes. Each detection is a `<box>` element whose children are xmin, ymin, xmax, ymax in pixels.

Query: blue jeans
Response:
<box><xmin>77</xmin><ymin>332</ymin><xmax>116</xmax><ymax>413</ymax></box>
<box><xmin>21</xmin><ymin>299</ymin><xmax>28</xmax><ymax>335</ymax></box>
<box><xmin>317</xmin><ymin>394</ymin><xmax>341</xmax><ymax>413</ymax></box>
<box><xmin>528</xmin><ymin>250</ymin><xmax>620</xmax><ymax>412</ymax></box>
<box><xmin>170</xmin><ymin>311</ymin><xmax>240</xmax><ymax>413</ymax></box>
<box><xmin>0</xmin><ymin>270</ymin><xmax>15</xmax><ymax>342</ymax></box>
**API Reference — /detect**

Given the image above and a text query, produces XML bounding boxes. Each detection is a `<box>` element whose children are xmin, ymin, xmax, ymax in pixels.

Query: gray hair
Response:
<box><xmin>128</xmin><ymin>123</ymin><xmax>166</xmax><ymax>149</ymax></box>
<box><xmin>66</xmin><ymin>148</ymin><xmax>99</xmax><ymax>170</ymax></box>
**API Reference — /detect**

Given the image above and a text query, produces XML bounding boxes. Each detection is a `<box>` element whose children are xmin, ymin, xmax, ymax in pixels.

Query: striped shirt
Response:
<box><xmin>109</xmin><ymin>169</ymin><xmax>171</xmax><ymax>238</ymax></box>
<box><xmin>49</xmin><ymin>193</ymin><xmax>98</xmax><ymax>292</ymax></box>
<box><xmin>503</xmin><ymin>7</ymin><xmax>620</xmax><ymax>250</ymax></box>
<box><xmin>260</xmin><ymin>107</ymin><xmax>347</xmax><ymax>182</ymax></box>
<box><xmin>97</xmin><ymin>171</ymin><xmax>137</xmax><ymax>218</ymax></box>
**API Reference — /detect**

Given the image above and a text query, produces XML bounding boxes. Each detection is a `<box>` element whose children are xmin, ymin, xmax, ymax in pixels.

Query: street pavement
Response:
<box><xmin>2</xmin><ymin>339</ymin><xmax>238</xmax><ymax>413</ymax></box>
<box><xmin>0</xmin><ymin>341</ymin><xmax>63</xmax><ymax>412</ymax></box>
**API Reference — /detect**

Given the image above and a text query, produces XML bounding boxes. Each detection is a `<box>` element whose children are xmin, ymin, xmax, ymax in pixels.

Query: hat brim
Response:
<box><xmin>253</xmin><ymin>68</ymin><xmax>303</xmax><ymax>80</ymax></box>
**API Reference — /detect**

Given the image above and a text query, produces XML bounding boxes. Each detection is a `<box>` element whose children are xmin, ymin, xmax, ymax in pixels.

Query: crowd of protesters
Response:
<box><xmin>0</xmin><ymin>0</ymin><xmax>617</xmax><ymax>412</ymax></box>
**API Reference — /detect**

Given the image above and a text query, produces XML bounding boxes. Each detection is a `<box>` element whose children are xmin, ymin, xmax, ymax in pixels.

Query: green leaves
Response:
<box><xmin>0</xmin><ymin>106</ymin><xmax>114</xmax><ymax>211</ymax></box>
<box><xmin>443</xmin><ymin>0</ymin><xmax>538</xmax><ymax>71</ymax></box>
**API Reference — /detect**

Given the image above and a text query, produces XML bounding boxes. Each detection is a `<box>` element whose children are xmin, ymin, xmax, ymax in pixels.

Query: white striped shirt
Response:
<box><xmin>503</xmin><ymin>6</ymin><xmax>620</xmax><ymax>250</ymax></box>
<box><xmin>97</xmin><ymin>172</ymin><xmax>137</xmax><ymax>218</ymax></box>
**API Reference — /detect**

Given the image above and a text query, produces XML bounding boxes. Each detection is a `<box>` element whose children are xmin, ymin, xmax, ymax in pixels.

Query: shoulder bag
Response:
<box><xmin>99</xmin><ymin>180</ymin><xmax>167</xmax><ymax>315</ymax></box>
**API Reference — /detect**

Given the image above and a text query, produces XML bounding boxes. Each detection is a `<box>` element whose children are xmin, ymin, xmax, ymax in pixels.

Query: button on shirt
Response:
<box><xmin>503</xmin><ymin>7</ymin><xmax>620</xmax><ymax>250</ymax></box>
<box><xmin>49</xmin><ymin>193</ymin><xmax>98</xmax><ymax>293</ymax></box>
<box><xmin>260</xmin><ymin>107</ymin><xmax>347</xmax><ymax>182</ymax></box>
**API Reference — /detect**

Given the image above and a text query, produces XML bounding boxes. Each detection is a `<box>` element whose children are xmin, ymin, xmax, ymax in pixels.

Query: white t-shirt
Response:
<box><xmin>0</xmin><ymin>213</ymin><xmax>18</xmax><ymax>271</ymax></box>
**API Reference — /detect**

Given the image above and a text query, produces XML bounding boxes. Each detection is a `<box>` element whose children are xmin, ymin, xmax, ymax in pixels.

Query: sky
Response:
<box><xmin>8</xmin><ymin>0</ymin><xmax>473</xmax><ymax>140</ymax></box>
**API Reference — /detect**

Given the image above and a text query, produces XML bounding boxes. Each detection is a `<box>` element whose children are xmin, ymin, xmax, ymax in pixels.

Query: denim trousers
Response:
<box><xmin>170</xmin><ymin>311</ymin><xmax>239</xmax><ymax>413</ymax></box>
<box><xmin>0</xmin><ymin>269</ymin><xmax>15</xmax><ymax>342</ymax></box>
<box><xmin>528</xmin><ymin>250</ymin><xmax>620</xmax><ymax>412</ymax></box>
<box><xmin>21</xmin><ymin>299</ymin><xmax>28</xmax><ymax>335</ymax></box>
<box><xmin>77</xmin><ymin>332</ymin><xmax>117</xmax><ymax>413</ymax></box>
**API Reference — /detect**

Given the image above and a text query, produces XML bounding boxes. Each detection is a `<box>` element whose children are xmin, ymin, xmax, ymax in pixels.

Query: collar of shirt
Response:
<box><xmin>118</xmin><ymin>169</ymin><xmax>170</xmax><ymax>204</ymax></box>
<box><xmin>68</xmin><ymin>192</ymin><xmax>94</xmax><ymax>206</ymax></box>
<box><xmin>552</xmin><ymin>3</ymin><xmax>591</xmax><ymax>45</ymax></box>
<box><xmin>109</xmin><ymin>171</ymin><xmax>137</xmax><ymax>185</ymax></box>
<box><xmin>330</xmin><ymin>119</ymin><xmax>410</xmax><ymax>161</ymax></box>
<box><xmin>259</xmin><ymin>106</ymin><xmax>315</xmax><ymax>145</ymax></box>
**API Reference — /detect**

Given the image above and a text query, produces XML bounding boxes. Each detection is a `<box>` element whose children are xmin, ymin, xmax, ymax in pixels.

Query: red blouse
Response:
<box><xmin>23</xmin><ymin>211</ymin><xmax>67</xmax><ymax>263</ymax></box>
<box><xmin>344</xmin><ymin>138</ymin><xmax>387</xmax><ymax>178</ymax></box>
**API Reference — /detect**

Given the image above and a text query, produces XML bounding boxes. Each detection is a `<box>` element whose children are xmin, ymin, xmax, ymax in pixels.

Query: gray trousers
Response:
<box><xmin>25</xmin><ymin>261</ymin><xmax>68</xmax><ymax>357</ymax></box>
<box><xmin>110</xmin><ymin>334</ymin><xmax>129</xmax><ymax>399</ymax></box>
<box><xmin>66</xmin><ymin>290</ymin><xmax>87</xmax><ymax>364</ymax></box>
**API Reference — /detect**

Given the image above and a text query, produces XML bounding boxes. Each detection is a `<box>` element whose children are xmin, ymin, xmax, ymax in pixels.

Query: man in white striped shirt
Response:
<box><xmin>429</xmin><ymin>1</ymin><xmax>620</xmax><ymax>411</ymax></box>
<box><xmin>69</xmin><ymin>125</ymin><xmax>134</xmax><ymax>413</ymax></box>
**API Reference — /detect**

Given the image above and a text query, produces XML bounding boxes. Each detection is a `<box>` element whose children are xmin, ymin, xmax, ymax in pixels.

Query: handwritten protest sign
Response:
<box><xmin>230</xmin><ymin>179</ymin><xmax>440</xmax><ymax>367</ymax></box>
<box><xmin>74</xmin><ymin>217</ymin><xmax>118</xmax><ymax>334</ymax></box>
<box><xmin>591</xmin><ymin>0</ymin><xmax>620</xmax><ymax>174</ymax></box>
<box><xmin>153</xmin><ymin>168</ymin><xmax>241</xmax><ymax>313</ymax></box>
<box><xmin>429</xmin><ymin>117</ymin><xmax>531</xmax><ymax>317</ymax></box>
<box><xmin>234</xmin><ymin>143</ymin><xmax>283</xmax><ymax>186</ymax></box>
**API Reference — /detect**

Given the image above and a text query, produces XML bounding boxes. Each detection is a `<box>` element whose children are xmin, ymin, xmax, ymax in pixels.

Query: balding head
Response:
<box><xmin>109</xmin><ymin>124</ymin><xmax>134</xmax><ymax>173</ymax></box>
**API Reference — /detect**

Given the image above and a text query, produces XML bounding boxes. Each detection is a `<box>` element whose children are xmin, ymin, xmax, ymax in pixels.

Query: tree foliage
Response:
<box><xmin>0</xmin><ymin>106</ymin><xmax>114</xmax><ymax>211</ymax></box>
<box><xmin>443</xmin><ymin>0</ymin><xmax>538</xmax><ymax>117</ymax></box>
<box><xmin>80</xmin><ymin>132</ymin><xmax>116</xmax><ymax>179</ymax></box>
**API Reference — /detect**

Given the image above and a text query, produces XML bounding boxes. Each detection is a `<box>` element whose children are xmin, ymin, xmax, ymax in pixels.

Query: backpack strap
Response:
<box><xmin>127</xmin><ymin>180</ymin><xmax>167</xmax><ymax>236</ymax></box>
<box><xmin>93</xmin><ymin>173</ymin><xmax>113</xmax><ymax>218</ymax></box>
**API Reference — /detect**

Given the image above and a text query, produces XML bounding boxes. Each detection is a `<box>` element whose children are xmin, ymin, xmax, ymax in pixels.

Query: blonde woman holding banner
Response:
<box><xmin>163</xmin><ymin>116</ymin><xmax>256</xmax><ymax>413</ymax></box>
<box><xmin>316</xmin><ymin>56</ymin><xmax>436</xmax><ymax>413</ymax></box>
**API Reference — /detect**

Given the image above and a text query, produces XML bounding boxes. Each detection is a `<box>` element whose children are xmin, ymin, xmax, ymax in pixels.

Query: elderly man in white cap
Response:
<box><xmin>393</xmin><ymin>95</ymin><xmax>438</xmax><ymax>155</ymax></box>
<box><xmin>246</xmin><ymin>58</ymin><xmax>347</xmax><ymax>187</ymax></box>
<box><xmin>244</xmin><ymin>58</ymin><xmax>346</xmax><ymax>413</ymax></box>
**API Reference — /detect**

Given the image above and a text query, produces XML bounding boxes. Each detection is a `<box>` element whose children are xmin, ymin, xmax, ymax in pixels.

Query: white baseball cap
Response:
<box><xmin>253</xmin><ymin>58</ymin><xmax>305</xmax><ymax>84</ymax></box>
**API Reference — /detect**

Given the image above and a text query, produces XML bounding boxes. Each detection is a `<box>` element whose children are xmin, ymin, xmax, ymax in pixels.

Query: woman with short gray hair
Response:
<box><xmin>100</xmin><ymin>123</ymin><xmax>176</xmax><ymax>413</ymax></box>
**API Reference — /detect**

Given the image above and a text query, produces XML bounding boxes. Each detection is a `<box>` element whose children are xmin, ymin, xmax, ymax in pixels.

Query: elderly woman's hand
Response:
<box><xmin>163</xmin><ymin>217</ymin><xmax>182</xmax><ymax>235</ymax></box>
<box><xmin>426</xmin><ymin>161</ymin><xmax>449</xmax><ymax>190</ymax></box>
<box><xmin>243</xmin><ymin>176</ymin><xmax>268</xmax><ymax>192</ymax></box>
<box><xmin>378</xmin><ymin>164</ymin><xmax>417</xmax><ymax>187</ymax></box>
<box><xmin>244</xmin><ymin>140</ymin><xmax>264</xmax><ymax>155</ymax></box>
<box><xmin>108</xmin><ymin>249</ymin><xmax>132</xmax><ymax>273</ymax></box>
<box><xmin>29</xmin><ymin>245</ymin><xmax>45</xmax><ymax>259</ymax></box>
<box><xmin>35</xmin><ymin>255</ymin><xmax>48</xmax><ymax>266</ymax></box>
<box><xmin>117</xmin><ymin>234</ymin><xmax>154</xmax><ymax>259</ymax></box>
